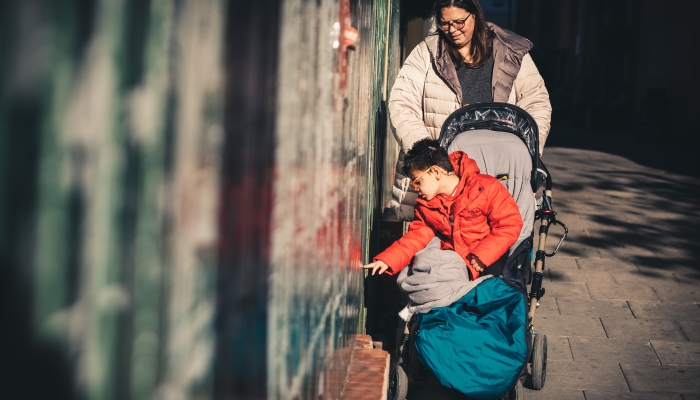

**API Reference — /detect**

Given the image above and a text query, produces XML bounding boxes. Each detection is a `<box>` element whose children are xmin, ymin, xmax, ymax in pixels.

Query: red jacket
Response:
<box><xmin>375</xmin><ymin>151</ymin><xmax>523</xmax><ymax>279</ymax></box>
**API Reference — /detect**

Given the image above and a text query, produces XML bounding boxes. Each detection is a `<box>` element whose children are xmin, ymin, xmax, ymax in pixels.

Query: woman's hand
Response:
<box><xmin>363</xmin><ymin>260</ymin><xmax>389</xmax><ymax>276</ymax></box>
<box><xmin>469</xmin><ymin>254</ymin><xmax>486</xmax><ymax>272</ymax></box>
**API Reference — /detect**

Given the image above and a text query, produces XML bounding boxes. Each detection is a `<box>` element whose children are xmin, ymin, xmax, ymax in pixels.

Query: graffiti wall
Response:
<box><xmin>219</xmin><ymin>0</ymin><xmax>400</xmax><ymax>398</ymax></box>
<box><xmin>0</xmin><ymin>0</ymin><xmax>400</xmax><ymax>399</ymax></box>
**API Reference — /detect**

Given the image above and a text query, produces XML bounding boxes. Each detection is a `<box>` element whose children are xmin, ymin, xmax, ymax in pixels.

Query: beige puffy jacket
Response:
<box><xmin>388</xmin><ymin>23</ymin><xmax>552</xmax><ymax>221</ymax></box>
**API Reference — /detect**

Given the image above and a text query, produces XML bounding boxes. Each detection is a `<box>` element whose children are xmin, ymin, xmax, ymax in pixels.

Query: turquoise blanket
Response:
<box><xmin>415</xmin><ymin>277</ymin><xmax>528</xmax><ymax>399</ymax></box>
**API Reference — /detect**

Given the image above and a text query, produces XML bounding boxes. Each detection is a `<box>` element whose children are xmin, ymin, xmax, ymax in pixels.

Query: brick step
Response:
<box><xmin>340</xmin><ymin>334</ymin><xmax>390</xmax><ymax>400</ymax></box>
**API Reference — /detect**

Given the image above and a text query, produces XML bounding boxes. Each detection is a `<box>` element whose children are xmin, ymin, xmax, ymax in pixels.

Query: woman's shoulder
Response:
<box><xmin>402</xmin><ymin>33</ymin><xmax>442</xmax><ymax>67</ymax></box>
<box><xmin>423</xmin><ymin>33</ymin><xmax>440</xmax><ymax>48</ymax></box>
<box><xmin>408</xmin><ymin>34</ymin><xmax>439</xmax><ymax>57</ymax></box>
<box><xmin>487</xmin><ymin>22</ymin><xmax>532</xmax><ymax>55</ymax></box>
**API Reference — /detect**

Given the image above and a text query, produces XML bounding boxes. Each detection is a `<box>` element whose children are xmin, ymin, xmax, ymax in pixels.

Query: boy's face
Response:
<box><xmin>411</xmin><ymin>167</ymin><xmax>440</xmax><ymax>201</ymax></box>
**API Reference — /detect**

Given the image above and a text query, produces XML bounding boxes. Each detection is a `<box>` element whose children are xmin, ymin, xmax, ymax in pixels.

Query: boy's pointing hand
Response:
<box><xmin>363</xmin><ymin>260</ymin><xmax>389</xmax><ymax>276</ymax></box>
<box><xmin>469</xmin><ymin>254</ymin><xmax>486</xmax><ymax>272</ymax></box>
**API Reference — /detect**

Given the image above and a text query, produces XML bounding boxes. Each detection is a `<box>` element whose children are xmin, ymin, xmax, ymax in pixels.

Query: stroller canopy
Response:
<box><xmin>439</xmin><ymin>103</ymin><xmax>546</xmax><ymax>193</ymax></box>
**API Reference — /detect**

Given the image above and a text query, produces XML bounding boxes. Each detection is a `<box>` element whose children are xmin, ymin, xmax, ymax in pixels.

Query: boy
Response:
<box><xmin>364</xmin><ymin>138</ymin><xmax>522</xmax><ymax>281</ymax></box>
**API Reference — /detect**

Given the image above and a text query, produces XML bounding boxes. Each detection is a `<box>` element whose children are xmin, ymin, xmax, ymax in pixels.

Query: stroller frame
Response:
<box><xmin>388</xmin><ymin>103</ymin><xmax>568</xmax><ymax>400</ymax></box>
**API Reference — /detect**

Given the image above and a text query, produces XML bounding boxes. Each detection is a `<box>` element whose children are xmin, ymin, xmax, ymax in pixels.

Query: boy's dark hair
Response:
<box><xmin>402</xmin><ymin>138</ymin><xmax>454</xmax><ymax>176</ymax></box>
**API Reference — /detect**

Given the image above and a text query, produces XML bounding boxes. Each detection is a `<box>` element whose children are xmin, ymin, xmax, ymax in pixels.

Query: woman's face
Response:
<box><xmin>439</xmin><ymin>6</ymin><xmax>475</xmax><ymax>49</ymax></box>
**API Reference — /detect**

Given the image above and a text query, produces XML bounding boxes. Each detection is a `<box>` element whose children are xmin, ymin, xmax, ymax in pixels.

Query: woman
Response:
<box><xmin>388</xmin><ymin>0</ymin><xmax>551</xmax><ymax>221</ymax></box>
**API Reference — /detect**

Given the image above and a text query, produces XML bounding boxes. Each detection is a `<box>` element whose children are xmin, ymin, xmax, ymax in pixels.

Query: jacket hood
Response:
<box><xmin>416</xmin><ymin>151</ymin><xmax>480</xmax><ymax>209</ymax></box>
<box><xmin>449</xmin><ymin>151</ymin><xmax>481</xmax><ymax>203</ymax></box>
<box><xmin>487</xmin><ymin>22</ymin><xmax>532</xmax><ymax>54</ymax></box>
<box><xmin>450</xmin><ymin>151</ymin><xmax>480</xmax><ymax>177</ymax></box>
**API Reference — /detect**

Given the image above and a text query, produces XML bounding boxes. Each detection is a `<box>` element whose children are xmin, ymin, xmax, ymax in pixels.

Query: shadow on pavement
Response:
<box><xmin>545</xmin><ymin>125</ymin><xmax>700</xmax><ymax>277</ymax></box>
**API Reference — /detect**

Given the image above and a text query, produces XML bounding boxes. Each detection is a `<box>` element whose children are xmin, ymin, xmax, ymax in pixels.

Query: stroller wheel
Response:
<box><xmin>510</xmin><ymin>380</ymin><xmax>524</xmax><ymax>399</ymax></box>
<box><xmin>530</xmin><ymin>333</ymin><xmax>547</xmax><ymax>390</ymax></box>
<box><xmin>388</xmin><ymin>365</ymin><xmax>408</xmax><ymax>400</ymax></box>
<box><xmin>498</xmin><ymin>379</ymin><xmax>523</xmax><ymax>400</ymax></box>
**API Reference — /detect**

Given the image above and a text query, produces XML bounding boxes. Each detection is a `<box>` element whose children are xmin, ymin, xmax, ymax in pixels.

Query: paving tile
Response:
<box><xmin>568</xmin><ymin>207</ymin><xmax>616</xmax><ymax>219</ymax></box>
<box><xmin>613</xmin><ymin>270</ymin><xmax>681</xmax><ymax>286</ymax></box>
<box><xmin>545</xmin><ymin>256</ymin><xmax>579</xmax><ymax>269</ymax></box>
<box><xmin>569</xmin><ymin>337</ymin><xmax>659</xmax><ymax>365</ymax></box>
<box><xmin>577</xmin><ymin>258</ymin><xmax>639</xmax><ymax>271</ymax></box>
<box><xmin>647</xmin><ymin>246</ymin><xmax>693</xmax><ymax>262</ymax></box>
<box><xmin>677</xmin><ymin>320</ymin><xmax>700</xmax><ymax>342</ymax></box>
<box><xmin>535</xmin><ymin>316</ymin><xmax>607</xmax><ymax>338</ymax></box>
<box><xmin>565</xmin><ymin>236</ymin><xmax>616</xmax><ymax>252</ymax></box>
<box><xmin>587</xmin><ymin>283</ymin><xmax>660</xmax><ymax>301</ymax></box>
<box><xmin>653</xmin><ymin>285</ymin><xmax>700</xmax><ymax>303</ymax></box>
<box><xmin>584</xmin><ymin>391</ymin><xmax>682</xmax><ymax>400</ymax></box>
<box><xmin>522</xmin><ymin>387</ymin><xmax>585</xmax><ymax>400</ymax></box>
<box><xmin>637</xmin><ymin>262</ymin><xmax>698</xmax><ymax>275</ymax></box>
<box><xmin>544</xmin><ymin>360</ymin><xmax>629</xmax><ymax>391</ymax></box>
<box><xmin>547</xmin><ymin>336</ymin><xmax>573</xmax><ymax>361</ymax></box>
<box><xmin>601</xmin><ymin>318</ymin><xmax>687</xmax><ymax>341</ymax></box>
<box><xmin>629</xmin><ymin>301</ymin><xmax>700</xmax><ymax>320</ymax></box>
<box><xmin>575</xmin><ymin>213</ymin><xmax>627</xmax><ymax>226</ymax></box>
<box><xmin>555</xmin><ymin>245</ymin><xmax>602</xmax><ymax>259</ymax></box>
<box><xmin>598</xmin><ymin>245</ymin><xmax>660</xmax><ymax>259</ymax></box>
<box><xmin>541</xmin><ymin>282</ymin><xmax>589</xmax><ymax>299</ymax></box>
<box><xmin>554</xmin><ymin>224</ymin><xmax>590</xmax><ymax>243</ymax></box>
<box><xmin>675</xmin><ymin>271</ymin><xmax>700</xmax><ymax>286</ymax></box>
<box><xmin>621</xmin><ymin>209</ymin><xmax>680</xmax><ymax>222</ymax></box>
<box><xmin>533</xmin><ymin>296</ymin><xmax>559</xmax><ymax>316</ymax></box>
<box><xmin>634</xmin><ymin>257</ymin><xmax>671</xmax><ymax>270</ymax></box>
<box><xmin>651</xmin><ymin>341</ymin><xmax>700</xmax><ymax>366</ymax></box>
<box><xmin>548</xmin><ymin>269</ymin><xmax>616</xmax><ymax>284</ymax></box>
<box><xmin>557</xmin><ymin>298</ymin><xmax>634</xmax><ymax>318</ymax></box>
<box><xmin>621</xmin><ymin>365</ymin><xmax>700</xmax><ymax>392</ymax></box>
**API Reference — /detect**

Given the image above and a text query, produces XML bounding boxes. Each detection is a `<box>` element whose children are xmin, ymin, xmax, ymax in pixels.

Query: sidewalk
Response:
<box><xmin>522</xmin><ymin>130</ymin><xmax>700</xmax><ymax>399</ymax></box>
<box><xmin>399</xmin><ymin>127</ymin><xmax>700</xmax><ymax>399</ymax></box>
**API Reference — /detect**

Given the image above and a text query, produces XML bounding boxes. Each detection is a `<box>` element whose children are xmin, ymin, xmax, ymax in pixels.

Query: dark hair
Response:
<box><xmin>432</xmin><ymin>0</ymin><xmax>492</xmax><ymax>68</ymax></box>
<box><xmin>402</xmin><ymin>138</ymin><xmax>454</xmax><ymax>176</ymax></box>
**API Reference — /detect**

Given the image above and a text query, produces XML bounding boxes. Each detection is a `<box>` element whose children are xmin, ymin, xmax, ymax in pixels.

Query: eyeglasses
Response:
<box><xmin>411</xmin><ymin>167</ymin><xmax>433</xmax><ymax>189</ymax></box>
<box><xmin>437</xmin><ymin>14</ymin><xmax>472</xmax><ymax>31</ymax></box>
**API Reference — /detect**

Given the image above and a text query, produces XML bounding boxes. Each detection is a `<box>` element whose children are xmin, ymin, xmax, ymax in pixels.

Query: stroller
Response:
<box><xmin>388</xmin><ymin>103</ymin><xmax>568</xmax><ymax>400</ymax></box>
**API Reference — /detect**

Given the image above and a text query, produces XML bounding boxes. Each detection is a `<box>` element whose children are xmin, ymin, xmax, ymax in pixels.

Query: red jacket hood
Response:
<box><xmin>450</xmin><ymin>151</ymin><xmax>480</xmax><ymax>177</ymax></box>
<box><xmin>416</xmin><ymin>151</ymin><xmax>480</xmax><ymax>209</ymax></box>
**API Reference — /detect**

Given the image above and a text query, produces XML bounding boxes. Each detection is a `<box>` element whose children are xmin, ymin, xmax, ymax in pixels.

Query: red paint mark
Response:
<box><xmin>338</xmin><ymin>0</ymin><xmax>358</xmax><ymax>92</ymax></box>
